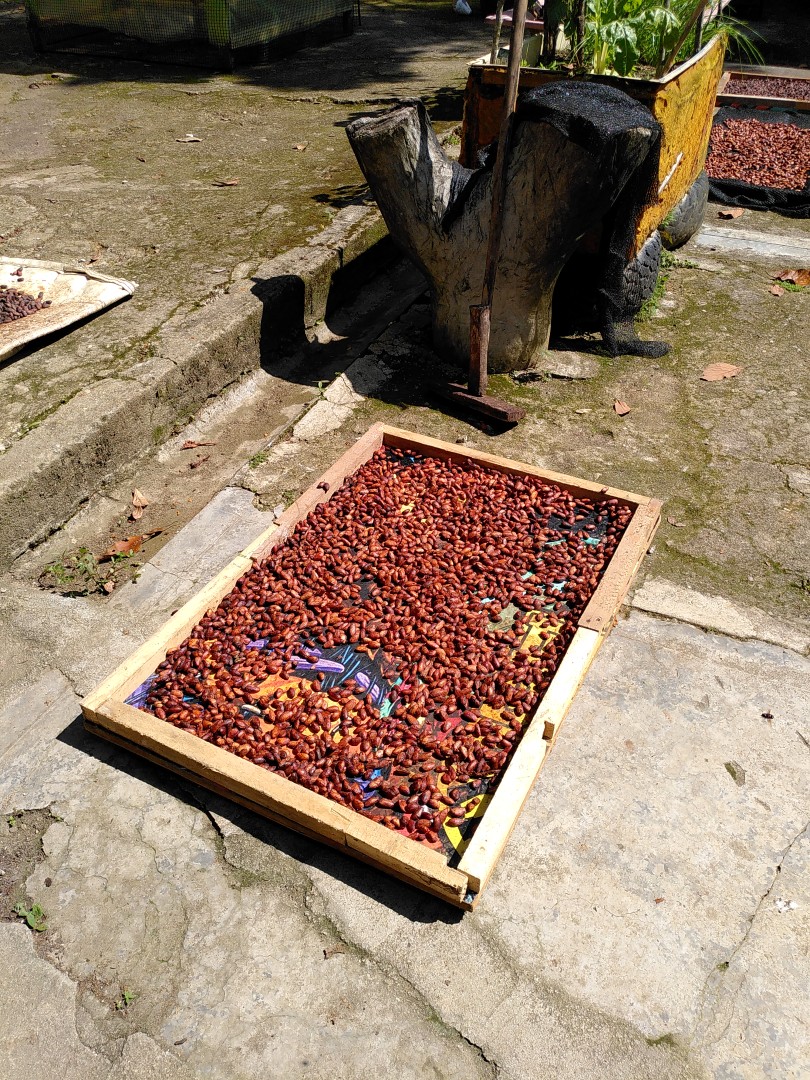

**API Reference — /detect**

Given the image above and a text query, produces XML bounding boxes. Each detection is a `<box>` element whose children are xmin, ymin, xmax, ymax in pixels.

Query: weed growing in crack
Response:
<box><xmin>13</xmin><ymin>901</ymin><xmax>47</xmax><ymax>932</ymax></box>
<box><xmin>248</xmin><ymin>450</ymin><xmax>269</xmax><ymax>469</ymax></box>
<box><xmin>116</xmin><ymin>988</ymin><xmax>137</xmax><ymax>1011</ymax></box>
<box><xmin>39</xmin><ymin>546</ymin><xmax>142</xmax><ymax>597</ymax></box>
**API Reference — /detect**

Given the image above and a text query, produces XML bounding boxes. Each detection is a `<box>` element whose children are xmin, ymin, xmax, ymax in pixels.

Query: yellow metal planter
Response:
<box><xmin>461</xmin><ymin>34</ymin><xmax>726</xmax><ymax>250</ymax></box>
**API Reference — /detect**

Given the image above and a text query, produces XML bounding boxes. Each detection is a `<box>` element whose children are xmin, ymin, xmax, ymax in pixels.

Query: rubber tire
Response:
<box><xmin>621</xmin><ymin>229</ymin><xmax>662</xmax><ymax>317</ymax></box>
<box><xmin>659</xmin><ymin>170</ymin><xmax>710</xmax><ymax>250</ymax></box>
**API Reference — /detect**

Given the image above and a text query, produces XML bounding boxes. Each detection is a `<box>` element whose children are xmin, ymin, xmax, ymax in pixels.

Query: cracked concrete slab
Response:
<box><xmin>106</xmin><ymin>1034</ymin><xmax>199</xmax><ymax>1080</ymax></box>
<box><xmin>1</xmin><ymin>670</ymin><xmax>493</xmax><ymax>1080</ymax></box>
<box><xmin>1</xmin><ymin>923</ymin><xmax>109</xmax><ymax>1080</ymax></box>
<box><xmin>631</xmin><ymin>579</ymin><xmax>810</xmax><ymax>655</ymax></box>
<box><xmin>5</xmin><ymin>733</ymin><xmax>495</xmax><ymax>1080</ymax></box>
<box><xmin>695</xmin><ymin>823</ymin><xmax>809</xmax><ymax>1078</ymax></box>
<box><xmin>2</xmin><ymin>547</ymin><xmax>809</xmax><ymax>1079</ymax></box>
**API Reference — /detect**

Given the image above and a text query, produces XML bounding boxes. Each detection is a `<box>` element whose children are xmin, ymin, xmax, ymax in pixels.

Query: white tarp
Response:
<box><xmin>0</xmin><ymin>256</ymin><xmax>137</xmax><ymax>362</ymax></box>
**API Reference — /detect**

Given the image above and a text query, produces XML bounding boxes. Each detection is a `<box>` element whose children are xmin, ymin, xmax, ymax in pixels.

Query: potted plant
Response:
<box><xmin>462</xmin><ymin>1</ymin><xmax>759</xmax><ymax>254</ymax></box>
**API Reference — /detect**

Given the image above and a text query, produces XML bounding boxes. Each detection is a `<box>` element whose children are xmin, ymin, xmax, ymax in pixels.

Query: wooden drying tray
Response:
<box><xmin>717</xmin><ymin>67</ymin><xmax>810</xmax><ymax>113</ymax></box>
<box><xmin>82</xmin><ymin>424</ymin><xmax>660</xmax><ymax>909</ymax></box>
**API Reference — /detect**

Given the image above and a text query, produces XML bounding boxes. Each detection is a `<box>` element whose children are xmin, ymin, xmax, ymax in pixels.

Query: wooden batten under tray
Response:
<box><xmin>83</xmin><ymin>424</ymin><xmax>660</xmax><ymax>908</ymax></box>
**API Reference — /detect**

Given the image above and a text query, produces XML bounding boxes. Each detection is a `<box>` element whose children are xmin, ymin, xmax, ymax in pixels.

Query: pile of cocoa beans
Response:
<box><xmin>728</xmin><ymin>75</ymin><xmax>810</xmax><ymax>102</ymax></box>
<box><xmin>707</xmin><ymin>117</ymin><xmax>810</xmax><ymax>192</ymax></box>
<box><xmin>0</xmin><ymin>281</ymin><xmax>52</xmax><ymax>325</ymax></box>
<box><xmin>144</xmin><ymin>447</ymin><xmax>632</xmax><ymax>848</ymax></box>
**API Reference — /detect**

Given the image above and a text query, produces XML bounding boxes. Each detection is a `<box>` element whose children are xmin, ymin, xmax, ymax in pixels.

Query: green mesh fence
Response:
<box><xmin>26</xmin><ymin>0</ymin><xmax>355</xmax><ymax>65</ymax></box>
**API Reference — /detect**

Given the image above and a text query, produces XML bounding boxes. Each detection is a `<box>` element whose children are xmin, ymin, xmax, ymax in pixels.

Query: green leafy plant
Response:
<box><xmin>13</xmin><ymin>901</ymin><xmax>47</xmax><ymax>932</ymax></box>
<box><xmin>40</xmin><ymin>544</ymin><xmax>143</xmax><ymax>596</ymax></box>
<box><xmin>116</xmin><ymin>988</ymin><xmax>137</xmax><ymax>1010</ymax></box>
<box><xmin>542</xmin><ymin>0</ymin><xmax>762</xmax><ymax>78</ymax></box>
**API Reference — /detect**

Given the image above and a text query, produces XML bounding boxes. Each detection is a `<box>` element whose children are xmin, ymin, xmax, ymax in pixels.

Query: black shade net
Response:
<box><xmin>520</xmin><ymin>82</ymin><xmax>669</xmax><ymax>359</ymax></box>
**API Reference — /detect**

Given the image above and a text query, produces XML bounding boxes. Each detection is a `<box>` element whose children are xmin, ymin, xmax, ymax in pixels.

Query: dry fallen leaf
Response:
<box><xmin>323</xmin><ymin>945</ymin><xmax>347</xmax><ymax>960</ymax></box>
<box><xmin>654</xmin><ymin>897</ymin><xmax>665</xmax><ymax>904</ymax></box>
<box><xmin>176</xmin><ymin>133</ymin><xmax>201</xmax><ymax>143</ymax></box>
<box><xmin>613</xmin><ymin>399</ymin><xmax>631</xmax><ymax>416</ymax></box>
<box><xmin>100</xmin><ymin>535</ymin><xmax>142</xmax><ymax>560</ymax></box>
<box><xmin>99</xmin><ymin>528</ymin><xmax>162</xmax><ymax>560</ymax></box>
<box><xmin>136</xmin><ymin>155</ymin><xmax>146</xmax><ymax>163</ymax></box>
<box><xmin>701</xmin><ymin>363</ymin><xmax>740</xmax><ymax>382</ymax></box>
<box><xmin>774</xmin><ymin>268</ymin><xmax>810</xmax><ymax>287</ymax></box>
<box><xmin>718</xmin><ymin>207</ymin><xmax>744</xmax><ymax>219</ymax></box>
<box><xmin>212</xmin><ymin>178</ymin><xmax>239</xmax><ymax>187</ymax></box>
<box><xmin>189</xmin><ymin>455</ymin><xmax>210</xmax><ymax>469</ymax></box>
<box><xmin>129</xmin><ymin>488</ymin><xmax>149</xmax><ymax>520</ymax></box>
<box><xmin>666</xmin><ymin>516</ymin><xmax>686</xmax><ymax>528</ymax></box>
<box><xmin>770</xmin><ymin>284</ymin><xmax>785</xmax><ymax>297</ymax></box>
<box><xmin>292</xmin><ymin>143</ymin><xmax>308</xmax><ymax>152</ymax></box>
<box><xmin>180</xmin><ymin>439</ymin><xmax>217</xmax><ymax>450</ymax></box>
<box><xmin>102</xmin><ymin>581</ymin><xmax>116</xmax><ymax>594</ymax></box>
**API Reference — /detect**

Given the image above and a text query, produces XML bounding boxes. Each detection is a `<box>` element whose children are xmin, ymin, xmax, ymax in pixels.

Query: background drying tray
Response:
<box><xmin>0</xmin><ymin>257</ymin><xmax>137</xmax><ymax>362</ymax></box>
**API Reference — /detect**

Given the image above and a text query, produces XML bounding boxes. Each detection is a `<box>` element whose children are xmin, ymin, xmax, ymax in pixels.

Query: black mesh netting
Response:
<box><xmin>708</xmin><ymin>107</ymin><xmax>810</xmax><ymax>220</ymax></box>
<box><xmin>25</xmin><ymin>0</ymin><xmax>354</xmax><ymax>65</ymax></box>
<box><xmin>520</xmin><ymin>82</ymin><xmax>669</xmax><ymax>358</ymax></box>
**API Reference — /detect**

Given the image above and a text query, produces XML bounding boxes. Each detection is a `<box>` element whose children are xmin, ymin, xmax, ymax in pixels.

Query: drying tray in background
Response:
<box><xmin>718</xmin><ymin>66</ymin><xmax>810</xmax><ymax>113</ymax></box>
<box><xmin>0</xmin><ymin>257</ymin><xmax>137</xmax><ymax>363</ymax></box>
<box><xmin>707</xmin><ymin>106</ymin><xmax>810</xmax><ymax>219</ymax></box>
<box><xmin>83</xmin><ymin>424</ymin><xmax>661</xmax><ymax>909</ymax></box>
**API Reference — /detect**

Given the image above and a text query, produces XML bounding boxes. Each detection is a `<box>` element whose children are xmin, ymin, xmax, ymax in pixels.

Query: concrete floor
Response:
<box><xmin>1</xmin><ymin>226</ymin><xmax>809</xmax><ymax>1078</ymax></box>
<box><xmin>1</xmin><ymin>1</ymin><xmax>809</xmax><ymax>1078</ymax></box>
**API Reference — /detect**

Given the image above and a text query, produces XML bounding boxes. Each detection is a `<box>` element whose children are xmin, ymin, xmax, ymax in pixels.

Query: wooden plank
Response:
<box><xmin>440</xmin><ymin>383</ymin><xmax>526</xmax><ymax>424</ymax></box>
<box><xmin>83</xmin><ymin>699</ymin><xmax>470</xmax><ymax>906</ymax></box>
<box><xmin>378</xmin><ymin>425</ymin><xmax>649</xmax><ymax>507</ymax></box>
<box><xmin>83</xmin><ymin>720</ymin><xmax>473</xmax><ymax>908</ymax></box>
<box><xmin>725</xmin><ymin>63</ymin><xmax>810</xmax><ymax>80</ymax></box>
<box><xmin>716</xmin><ymin>92</ymin><xmax>810</xmax><ymax>112</ymax></box>
<box><xmin>578</xmin><ymin>499</ymin><xmax>661</xmax><ymax>634</ymax></box>
<box><xmin>457</xmin><ymin>627</ymin><xmax>602</xmax><ymax>894</ymax></box>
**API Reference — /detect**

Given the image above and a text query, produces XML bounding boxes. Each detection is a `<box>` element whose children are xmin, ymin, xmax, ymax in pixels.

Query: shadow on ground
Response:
<box><xmin>0</xmin><ymin>0</ymin><xmax>489</xmax><ymax>95</ymax></box>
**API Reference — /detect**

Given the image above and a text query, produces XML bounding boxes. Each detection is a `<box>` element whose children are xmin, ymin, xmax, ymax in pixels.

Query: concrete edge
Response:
<box><xmin>630</xmin><ymin>578</ymin><xmax>810</xmax><ymax>657</ymax></box>
<box><xmin>0</xmin><ymin>202</ymin><xmax>389</xmax><ymax>568</ymax></box>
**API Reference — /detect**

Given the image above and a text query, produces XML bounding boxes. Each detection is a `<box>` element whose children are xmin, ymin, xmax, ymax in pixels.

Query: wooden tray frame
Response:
<box><xmin>717</xmin><ymin>68</ymin><xmax>810</xmax><ymax>113</ymax></box>
<box><xmin>83</xmin><ymin>424</ymin><xmax>660</xmax><ymax>908</ymax></box>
